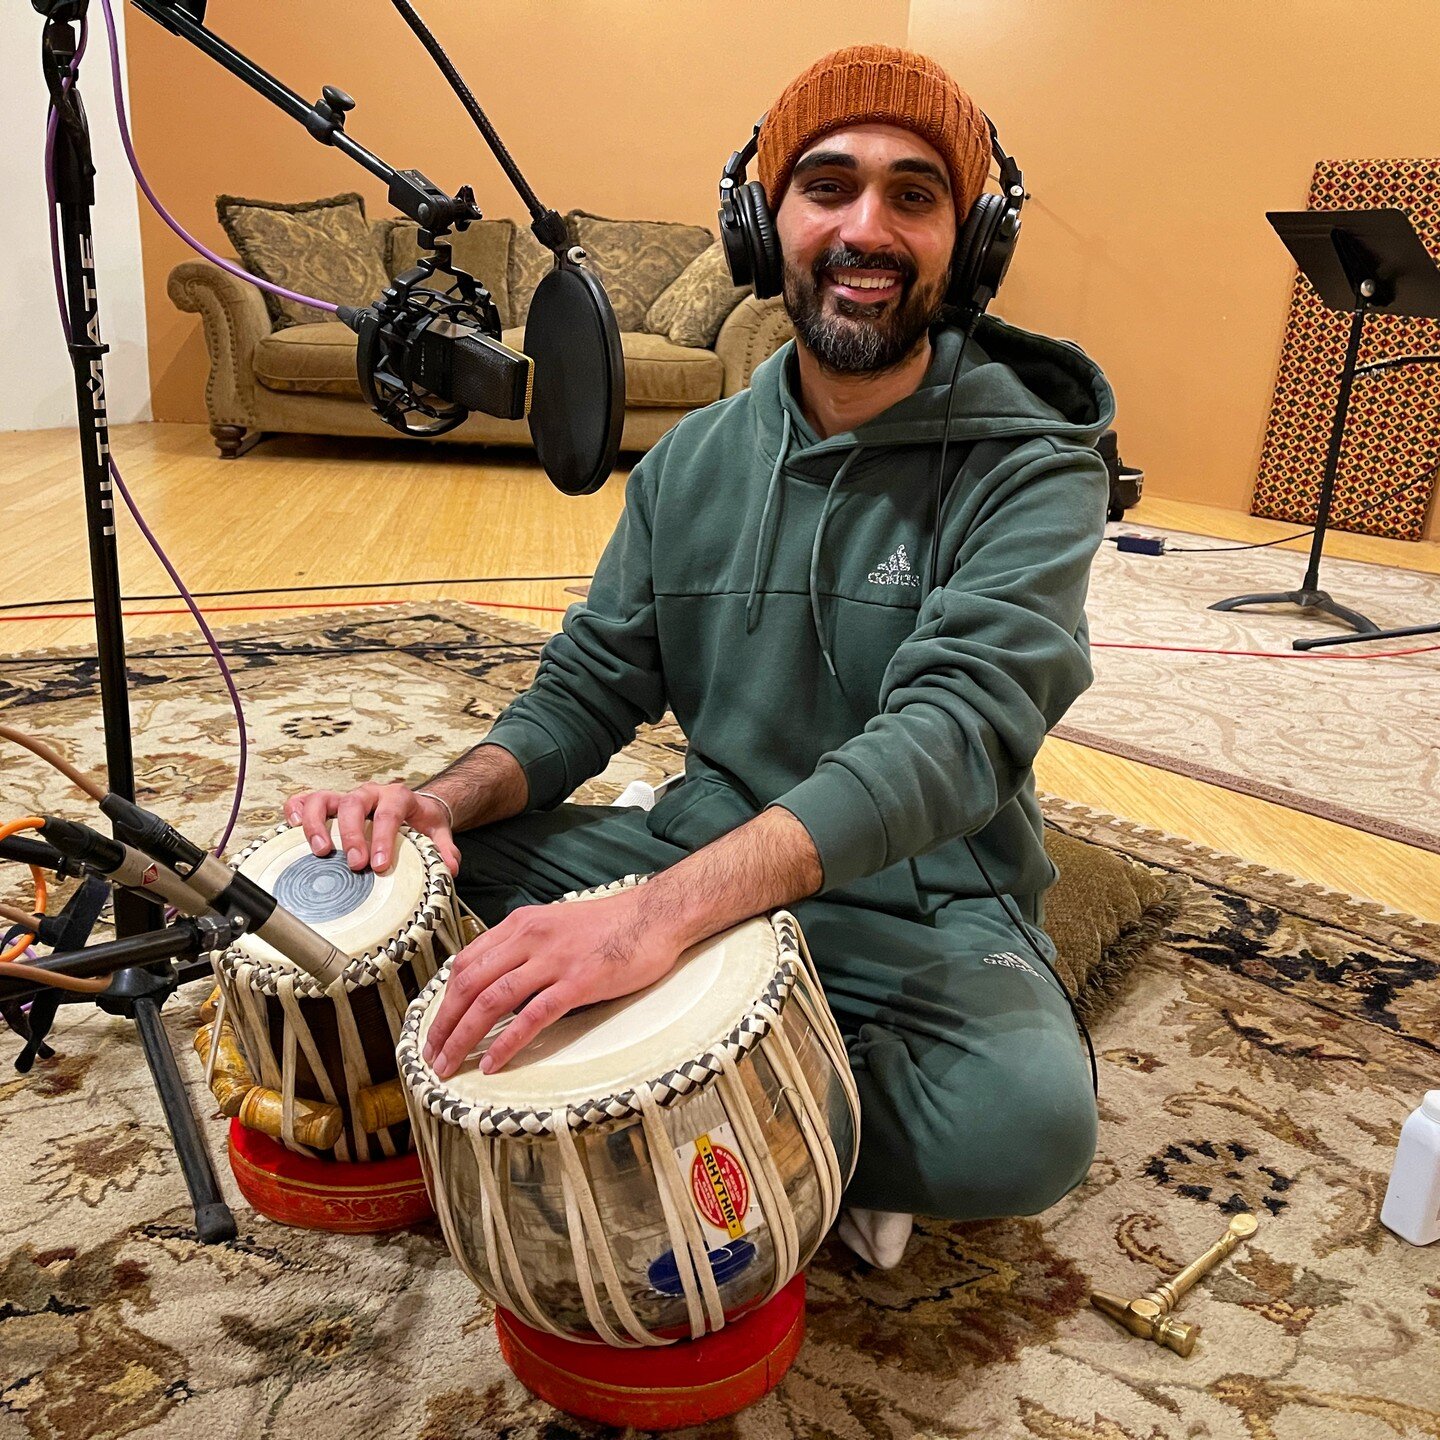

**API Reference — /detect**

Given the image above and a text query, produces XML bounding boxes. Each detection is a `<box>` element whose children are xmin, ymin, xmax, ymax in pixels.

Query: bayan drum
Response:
<box><xmin>398</xmin><ymin>877</ymin><xmax>860</xmax><ymax>1348</ymax></box>
<box><xmin>197</xmin><ymin>821</ymin><xmax>474</xmax><ymax>1227</ymax></box>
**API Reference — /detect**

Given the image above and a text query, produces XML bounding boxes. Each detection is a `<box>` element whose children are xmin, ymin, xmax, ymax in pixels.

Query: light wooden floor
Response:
<box><xmin>4</xmin><ymin>422</ymin><xmax>1438</xmax><ymax>921</ymax></box>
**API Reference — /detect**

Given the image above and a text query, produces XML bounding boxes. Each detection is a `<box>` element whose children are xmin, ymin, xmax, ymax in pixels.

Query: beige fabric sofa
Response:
<box><xmin>168</xmin><ymin>219</ymin><xmax>794</xmax><ymax>459</ymax></box>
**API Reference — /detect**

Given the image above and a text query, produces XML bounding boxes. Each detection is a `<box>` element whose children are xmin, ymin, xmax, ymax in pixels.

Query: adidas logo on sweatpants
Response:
<box><xmin>982</xmin><ymin>951</ymin><xmax>1039</xmax><ymax>976</ymax></box>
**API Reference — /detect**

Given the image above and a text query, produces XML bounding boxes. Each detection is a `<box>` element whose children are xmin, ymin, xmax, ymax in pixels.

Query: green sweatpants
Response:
<box><xmin>454</xmin><ymin>804</ymin><xmax>1096</xmax><ymax>1221</ymax></box>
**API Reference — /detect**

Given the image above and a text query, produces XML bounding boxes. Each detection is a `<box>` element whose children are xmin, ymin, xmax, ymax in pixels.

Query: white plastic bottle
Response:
<box><xmin>1380</xmin><ymin>1091</ymin><xmax>1440</xmax><ymax>1245</ymax></box>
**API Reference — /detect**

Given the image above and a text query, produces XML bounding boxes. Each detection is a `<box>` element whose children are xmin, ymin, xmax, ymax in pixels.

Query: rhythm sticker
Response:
<box><xmin>674</xmin><ymin>1122</ymin><xmax>762</xmax><ymax>1247</ymax></box>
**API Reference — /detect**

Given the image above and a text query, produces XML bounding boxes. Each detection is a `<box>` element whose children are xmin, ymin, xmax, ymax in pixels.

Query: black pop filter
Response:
<box><xmin>524</xmin><ymin>258</ymin><xmax>625</xmax><ymax>495</ymax></box>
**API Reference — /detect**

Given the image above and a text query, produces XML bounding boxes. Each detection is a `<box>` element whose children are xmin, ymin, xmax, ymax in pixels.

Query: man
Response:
<box><xmin>288</xmin><ymin>45</ymin><xmax>1114</xmax><ymax>1268</ymax></box>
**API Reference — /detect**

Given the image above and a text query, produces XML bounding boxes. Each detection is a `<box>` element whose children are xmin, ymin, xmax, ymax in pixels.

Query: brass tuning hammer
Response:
<box><xmin>1091</xmin><ymin>1212</ymin><xmax>1259</xmax><ymax>1357</ymax></box>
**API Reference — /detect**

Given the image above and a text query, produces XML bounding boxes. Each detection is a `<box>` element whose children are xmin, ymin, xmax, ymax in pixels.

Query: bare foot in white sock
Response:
<box><xmin>836</xmin><ymin>1207</ymin><xmax>914</xmax><ymax>1269</ymax></box>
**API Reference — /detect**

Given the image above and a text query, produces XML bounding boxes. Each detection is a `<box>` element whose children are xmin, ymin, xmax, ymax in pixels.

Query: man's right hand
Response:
<box><xmin>284</xmin><ymin>782</ymin><xmax>460</xmax><ymax>877</ymax></box>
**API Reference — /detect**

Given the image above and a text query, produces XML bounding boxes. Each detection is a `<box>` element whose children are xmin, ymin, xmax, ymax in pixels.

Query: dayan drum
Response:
<box><xmin>196</xmin><ymin>822</ymin><xmax>472</xmax><ymax>1162</ymax></box>
<box><xmin>397</xmin><ymin>878</ymin><xmax>861</xmax><ymax>1347</ymax></box>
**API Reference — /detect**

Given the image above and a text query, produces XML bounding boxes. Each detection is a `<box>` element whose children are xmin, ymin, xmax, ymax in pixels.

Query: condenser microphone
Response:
<box><xmin>336</xmin><ymin>304</ymin><xmax>533</xmax><ymax>423</ymax></box>
<box><xmin>96</xmin><ymin>795</ymin><xmax>350</xmax><ymax>989</ymax></box>
<box><xmin>40</xmin><ymin>817</ymin><xmax>215</xmax><ymax>917</ymax></box>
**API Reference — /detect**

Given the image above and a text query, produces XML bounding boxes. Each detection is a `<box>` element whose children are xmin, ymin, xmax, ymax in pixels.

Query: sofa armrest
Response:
<box><xmin>167</xmin><ymin>260</ymin><xmax>271</xmax><ymax>426</ymax></box>
<box><xmin>715</xmin><ymin>295</ymin><xmax>793</xmax><ymax>397</ymax></box>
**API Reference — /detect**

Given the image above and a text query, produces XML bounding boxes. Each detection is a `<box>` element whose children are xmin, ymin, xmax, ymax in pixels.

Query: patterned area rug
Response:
<box><xmin>1064</xmin><ymin>530</ymin><xmax>1440</xmax><ymax>852</ymax></box>
<box><xmin>2</xmin><ymin>605</ymin><xmax>1438</xmax><ymax>1440</ymax></box>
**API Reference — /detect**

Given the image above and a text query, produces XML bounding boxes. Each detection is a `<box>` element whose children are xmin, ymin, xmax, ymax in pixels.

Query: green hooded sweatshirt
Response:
<box><xmin>483</xmin><ymin>316</ymin><xmax>1116</xmax><ymax>919</ymax></box>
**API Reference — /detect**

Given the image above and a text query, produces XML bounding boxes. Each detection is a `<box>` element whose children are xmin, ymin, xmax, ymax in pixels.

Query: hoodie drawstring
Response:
<box><xmin>744</xmin><ymin>409</ymin><xmax>792</xmax><ymax>634</ymax></box>
<box><xmin>808</xmin><ymin>447</ymin><xmax>862</xmax><ymax>678</ymax></box>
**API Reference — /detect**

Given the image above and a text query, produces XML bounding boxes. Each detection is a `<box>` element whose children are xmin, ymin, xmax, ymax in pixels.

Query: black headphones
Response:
<box><xmin>718</xmin><ymin>113</ymin><xmax>1025</xmax><ymax>327</ymax></box>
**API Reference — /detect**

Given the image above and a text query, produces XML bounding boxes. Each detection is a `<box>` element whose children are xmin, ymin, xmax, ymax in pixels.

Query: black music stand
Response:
<box><xmin>1213</xmin><ymin>208</ymin><xmax>1440</xmax><ymax>650</ymax></box>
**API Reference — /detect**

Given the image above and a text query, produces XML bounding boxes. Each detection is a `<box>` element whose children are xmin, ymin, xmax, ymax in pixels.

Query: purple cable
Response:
<box><xmin>98</xmin><ymin>0</ymin><xmax>335</xmax><ymax>317</ymax></box>
<box><xmin>45</xmin><ymin>13</ymin><xmax>247</xmax><ymax>856</ymax></box>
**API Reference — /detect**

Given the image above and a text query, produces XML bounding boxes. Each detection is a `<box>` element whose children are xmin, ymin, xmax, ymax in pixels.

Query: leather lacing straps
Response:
<box><xmin>763</xmin><ymin>1017</ymin><xmax>842</xmax><ymax>1231</ymax></box>
<box><xmin>638</xmin><ymin>1088</ymin><xmax>727</xmax><ymax>1338</ymax></box>
<box><xmin>331</xmin><ymin>983</ymin><xmax>390</xmax><ymax>1160</ymax></box>
<box><xmin>229</xmin><ymin>962</ymin><xmax>282</xmax><ymax>1093</ymax></box>
<box><xmin>203</xmin><ymin>982</ymin><xmax>229</xmax><ymax>1092</ymax></box>
<box><xmin>376</xmin><ymin>967</ymin><xmax>410</xmax><ymax>1049</ymax></box>
<box><xmin>409</xmin><ymin>1098</ymin><xmax>472</xmax><ymax>1283</ymax></box>
<box><xmin>276</xmin><ymin>979</ymin><xmax>348</xmax><ymax>1158</ymax></box>
<box><xmin>716</xmin><ymin>1052</ymin><xmax>799</xmax><ymax>1302</ymax></box>
<box><xmin>555</xmin><ymin>1118</ymin><xmax>670</xmax><ymax>1346</ymax></box>
<box><xmin>458</xmin><ymin>1117</ymin><xmax>576</xmax><ymax>1342</ymax></box>
<box><xmin>412</xmin><ymin>1106</ymin><xmax>501</xmax><ymax>1315</ymax></box>
<box><xmin>785</xmin><ymin>919</ymin><xmax>862</xmax><ymax>1164</ymax></box>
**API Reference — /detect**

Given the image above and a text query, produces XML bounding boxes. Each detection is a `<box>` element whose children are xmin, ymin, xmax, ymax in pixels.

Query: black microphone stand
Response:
<box><xmin>17</xmin><ymin>0</ymin><xmax>562</xmax><ymax>1245</ymax></box>
<box><xmin>30</xmin><ymin>0</ymin><xmax>238</xmax><ymax>1243</ymax></box>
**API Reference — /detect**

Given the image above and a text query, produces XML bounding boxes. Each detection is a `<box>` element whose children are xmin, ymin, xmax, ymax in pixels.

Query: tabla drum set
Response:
<box><xmin>197</xmin><ymin>827</ymin><xmax>859</xmax><ymax>1425</ymax></box>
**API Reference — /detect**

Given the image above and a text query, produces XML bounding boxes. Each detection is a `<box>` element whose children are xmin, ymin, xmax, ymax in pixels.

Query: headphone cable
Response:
<box><xmin>928</xmin><ymin>318</ymin><xmax>974</xmax><ymax>589</ymax></box>
<box><xmin>929</xmin><ymin>315</ymin><xmax>1097</xmax><ymax>1095</ymax></box>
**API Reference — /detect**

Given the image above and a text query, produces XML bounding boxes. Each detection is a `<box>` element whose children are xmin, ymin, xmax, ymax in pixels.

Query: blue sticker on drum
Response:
<box><xmin>647</xmin><ymin>1240</ymin><xmax>756</xmax><ymax>1296</ymax></box>
<box><xmin>273</xmin><ymin>852</ymin><xmax>374</xmax><ymax>923</ymax></box>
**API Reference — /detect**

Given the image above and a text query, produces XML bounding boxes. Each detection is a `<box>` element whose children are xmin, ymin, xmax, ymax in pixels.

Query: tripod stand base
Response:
<box><xmin>1210</xmin><ymin>588</ymin><xmax>1381</xmax><ymax>635</ymax></box>
<box><xmin>495</xmin><ymin>1273</ymin><xmax>806</xmax><ymax>1429</ymax></box>
<box><xmin>227</xmin><ymin>1119</ymin><xmax>432</xmax><ymax>1233</ymax></box>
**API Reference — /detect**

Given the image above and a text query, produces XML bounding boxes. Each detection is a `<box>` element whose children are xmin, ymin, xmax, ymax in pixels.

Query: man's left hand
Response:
<box><xmin>422</xmin><ymin>884</ymin><xmax>690</xmax><ymax>1079</ymax></box>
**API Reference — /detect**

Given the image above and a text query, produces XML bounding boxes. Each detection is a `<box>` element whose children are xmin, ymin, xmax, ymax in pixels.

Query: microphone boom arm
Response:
<box><xmin>129</xmin><ymin>0</ymin><xmax>473</xmax><ymax>234</ymax></box>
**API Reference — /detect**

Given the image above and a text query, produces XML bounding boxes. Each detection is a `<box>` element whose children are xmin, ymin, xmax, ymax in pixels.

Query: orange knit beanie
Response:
<box><xmin>757</xmin><ymin>45</ymin><xmax>991</xmax><ymax>221</ymax></box>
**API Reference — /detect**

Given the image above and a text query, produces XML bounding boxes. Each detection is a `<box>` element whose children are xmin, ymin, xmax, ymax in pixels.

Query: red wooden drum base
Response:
<box><xmin>226</xmin><ymin>1118</ymin><xmax>433</xmax><ymax>1233</ymax></box>
<box><xmin>495</xmin><ymin>1273</ymin><xmax>806</xmax><ymax>1428</ymax></box>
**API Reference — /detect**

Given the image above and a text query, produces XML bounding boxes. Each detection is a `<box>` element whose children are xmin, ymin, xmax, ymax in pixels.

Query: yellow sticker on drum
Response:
<box><xmin>674</xmin><ymin>1122</ymin><xmax>762</xmax><ymax>1246</ymax></box>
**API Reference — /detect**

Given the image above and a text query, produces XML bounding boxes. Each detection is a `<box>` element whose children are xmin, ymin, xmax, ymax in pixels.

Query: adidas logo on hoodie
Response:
<box><xmin>868</xmin><ymin>544</ymin><xmax>919</xmax><ymax>587</ymax></box>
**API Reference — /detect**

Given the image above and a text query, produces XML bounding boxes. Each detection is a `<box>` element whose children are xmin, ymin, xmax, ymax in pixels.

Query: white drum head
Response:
<box><xmin>410</xmin><ymin>907</ymin><xmax>786</xmax><ymax>1121</ymax></box>
<box><xmin>231</xmin><ymin>822</ymin><xmax>426</xmax><ymax>973</ymax></box>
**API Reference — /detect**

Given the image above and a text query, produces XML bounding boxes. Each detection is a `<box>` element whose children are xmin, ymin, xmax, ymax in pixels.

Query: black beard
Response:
<box><xmin>783</xmin><ymin>244</ymin><xmax>948</xmax><ymax>376</ymax></box>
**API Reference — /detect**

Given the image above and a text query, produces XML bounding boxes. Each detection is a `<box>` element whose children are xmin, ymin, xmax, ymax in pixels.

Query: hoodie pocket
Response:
<box><xmin>645</xmin><ymin>778</ymin><xmax>759</xmax><ymax>853</ymax></box>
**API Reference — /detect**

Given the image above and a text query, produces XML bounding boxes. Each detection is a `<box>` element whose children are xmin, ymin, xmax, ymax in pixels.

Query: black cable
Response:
<box><xmin>921</xmin><ymin>320</ymin><xmax>1095</xmax><ymax>1092</ymax></box>
<box><xmin>387</xmin><ymin>0</ymin><xmax>551</xmax><ymax>226</ymax></box>
<box><xmin>0</xmin><ymin>573</ymin><xmax>593</xmax><ymax>615</ymax></box>
<box><xmin>928</xmin><ymin>321</ymin><xmax>973</xmax><ymax>590</ymax></box>
<box><xmin>1114</xmin><ymin>473</ymin><xmax>1432</xmax><ymax>554</ymax></box>
<box><xmin>963</xmin><ymin>836</ymin><xmax>1100</xmax><ymax>1096</ymax></box>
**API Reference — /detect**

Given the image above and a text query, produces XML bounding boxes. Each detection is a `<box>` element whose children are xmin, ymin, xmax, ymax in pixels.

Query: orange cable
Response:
<box><xmin>0</xmin><ymin>961</ymin><xmax>108</xmax><ymax>995</ymax></box>
<box><xmin>0</xmin><ymin>817</ymin><xmax>47</xmax><ymax>964</ymax></box>
<box><xmin>0</xmin><ymin>816</ymin><xmax>107</xmax><ymax>992</ymax></box>
<box><xmin>0</xmin><ymin>724</ymin><xmax>107</xmax><ymax>801</ymax></box>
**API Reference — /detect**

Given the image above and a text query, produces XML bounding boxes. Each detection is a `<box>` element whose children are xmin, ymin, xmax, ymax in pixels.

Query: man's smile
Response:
<box><xmin>824</xmin><ymin>266</ymin><xmax>905</xmax><ymax>304</ymax></box>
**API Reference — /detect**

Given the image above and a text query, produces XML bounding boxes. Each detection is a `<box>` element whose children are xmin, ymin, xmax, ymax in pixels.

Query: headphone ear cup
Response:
<box><xmin>738</xmin><ymin>182</ymin><xmax>784</xmax><ymax>299</ymax></box>
<box><xmin>720</xmin><ymin>190</ymin><xmax>755</xmax><ymax>288</ymax></box>
<box><xmin>948</xmin><ymin>193</ymin><xmax>1003</xmax><ymax>312</ymax></box>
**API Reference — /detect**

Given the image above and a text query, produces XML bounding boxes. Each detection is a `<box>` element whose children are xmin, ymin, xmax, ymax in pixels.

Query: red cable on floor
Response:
<box><xmin>0</xmin><ymin>598</ymin><xmax>571</xmax><ymax>622</ymax></box>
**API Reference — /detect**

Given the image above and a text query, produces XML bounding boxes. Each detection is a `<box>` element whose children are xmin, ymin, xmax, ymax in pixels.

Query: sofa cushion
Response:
<box><xmin>565</xmin><ymin>212</ymin><xmax>713</xmax><ymax>331</ymax></box>
<box><xmin>388</xmin><ymin>219</ymin><xmax>515</xmax><ymax>328</ymax></box>
<box><xmin>260</xmin><ymin>321</ymin><xmax>722</xmax><ymax>410</ymax></box>
<box><xmin>508</xmin><ymin>225</ymin><xmax>555</xmax><ymax>327</ymax></box>
<box><xmin>216</xmin><ymin>193</ymin><xmax>390</xmax><ymax>330</ymax></box>
<box><xmin>498</xmin><ymin>328</ymin><xmax>722</xmax><ymax>409</ymax></box>
<box><xmin>646</xmin><ymin>240</ymin><xmax>754</xmax><ymax>349</ymax></box>
<box><xmin>254</xmin><ymin>322</ymin><xmax>362</xmax><ymax>397</ymax></box>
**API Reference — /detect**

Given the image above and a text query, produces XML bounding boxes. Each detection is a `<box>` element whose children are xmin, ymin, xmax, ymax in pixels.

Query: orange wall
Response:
<box><xmin>133</xmin><ymin>1</ymin><xmax>1440</xmax><ymax>538</ymax></box>
<box><xmin>908</xmin><ymin>0</ymin><xmax>1440</xmax><ymax>538</ymax></box>
<box><xmin>129</xmin><ymin>0</ymin><xmax>908</xmax><ymax>424</ymax></box>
